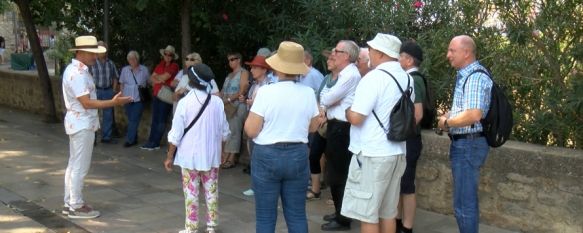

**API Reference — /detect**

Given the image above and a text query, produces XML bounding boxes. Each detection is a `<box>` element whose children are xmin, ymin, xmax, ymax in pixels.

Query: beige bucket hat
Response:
<box><xmin>367</xmin><ymin>33</ymin><xmax>401</xmax><ymax>59</ymax></box>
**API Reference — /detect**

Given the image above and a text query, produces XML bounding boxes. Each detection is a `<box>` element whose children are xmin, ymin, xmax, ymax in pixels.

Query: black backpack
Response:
<box><xmin>410</xmin><ymin>71</ymin><xmax>436</xmax><ymax>129</ymax></box>
<box><xmin>463</xmin><ymin>69</ymin><xmax>513</xmax><ymax>147</ymax></box>
<box><xmin>372</xmin><ymin>69</ymin><xmax>416</xmax><ymax>142</ymax></box>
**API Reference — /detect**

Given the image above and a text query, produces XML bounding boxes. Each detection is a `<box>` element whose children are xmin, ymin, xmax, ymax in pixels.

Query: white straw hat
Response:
<box><xmin>68</xmin><ymin>36</ymin><xmax>107</xmax><ymax>53</ymax></box>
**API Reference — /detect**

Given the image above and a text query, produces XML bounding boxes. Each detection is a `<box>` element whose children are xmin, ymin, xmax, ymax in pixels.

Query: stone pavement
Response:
<box><xmin>0</xmin><ymin>106</ymin><xmax>518</xmax><ymax>233</ymax></box>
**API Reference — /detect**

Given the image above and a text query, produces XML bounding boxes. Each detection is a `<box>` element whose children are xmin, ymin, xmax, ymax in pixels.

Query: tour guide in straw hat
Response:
<box><xmin>62</xmin><ymin>35</ymin><xmax>132</xmax><ymax>219</ymax></box>
<box><xmin>244</xmin><ymin>41</ymin><xmax>322</xmax><ymax>233</ymax></box>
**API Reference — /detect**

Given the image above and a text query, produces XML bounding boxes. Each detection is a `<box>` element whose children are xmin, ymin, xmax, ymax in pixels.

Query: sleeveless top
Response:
<box><xmin>223</xmin><ymin>68</ymin><xmax>246</xmax><ymax>97</ymax></box>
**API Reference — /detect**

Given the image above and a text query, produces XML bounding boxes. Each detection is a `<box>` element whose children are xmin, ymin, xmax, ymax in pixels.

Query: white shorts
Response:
<box><xmin>340</xmin><ymin>153</ymin><xmax>406</xmax><ymax>223</ymax></box>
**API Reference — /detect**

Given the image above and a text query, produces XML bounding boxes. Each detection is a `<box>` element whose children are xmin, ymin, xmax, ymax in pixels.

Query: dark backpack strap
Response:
<box><xmin>379</xmin><ymin>69</ymin><xmax>410</xmax><ymax>95</ymax></box>
<box><xmin>183</xmin><ymin>93</ymin><xmax>211</xmax><ymax>136</ymax></box>
<box><xmin>462</xmin><ymin>69</ymin><xmax>492</xmax><ymax>92</ymax></box>
<box><xmin>173</xmin><ymin>93</ymin><xmax>211</xmax><ymax>159</ymax></box>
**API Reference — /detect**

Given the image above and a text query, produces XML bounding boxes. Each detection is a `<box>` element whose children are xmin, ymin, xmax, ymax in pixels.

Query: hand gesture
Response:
<box><xmin>112</xmin><ymin>92</ymin><xmax>133</xmax><ymax>105</ymax></box>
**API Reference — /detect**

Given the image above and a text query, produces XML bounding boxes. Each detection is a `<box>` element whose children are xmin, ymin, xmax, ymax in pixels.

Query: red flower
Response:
<box><xmin>413</xmin><ymin>0</ymin><xmax>424</xmax><ymax>8</ymax></box>
<box><xmin>222</xmin><ymin>13</ymin><xmax>229</xmax><ymax>21</ymax></box>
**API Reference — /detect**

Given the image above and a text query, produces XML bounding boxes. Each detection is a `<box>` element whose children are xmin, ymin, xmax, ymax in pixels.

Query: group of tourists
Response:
<box><xmin>61</xmin><ymin>31</ymin><xmax>493</xmax><ymax>233</ymax></box>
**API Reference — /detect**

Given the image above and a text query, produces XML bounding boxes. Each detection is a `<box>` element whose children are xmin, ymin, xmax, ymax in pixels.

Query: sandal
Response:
<box><xmin>306</xmin><ymin>190</ymin><xmax>321</xmax><ymax>200</ymax></box>
<box><xmin>220</xmin><ymin>161</ymin><xmax>236</xmax><ymax>169</ymax></box>
<box><xmin>206</xmin><ymin>226</ymin><xmax>216</xmax><ymax>233</ymax></box>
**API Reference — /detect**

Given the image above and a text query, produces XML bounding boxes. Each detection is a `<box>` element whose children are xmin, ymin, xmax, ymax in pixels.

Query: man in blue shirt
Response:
<box><xmin>437</xmin><ymin>35</ymin><xmax>492</xmax><ymax>233</ymax></box>
<box><xmin>90</xmin><ymin>41</ymin><xmax>120</xmax><ymax>143</ymax></box>
<box><xmin>298</xmin><ymin>50</ymin><xmax>324</xmax><ymax>92</ymax></box>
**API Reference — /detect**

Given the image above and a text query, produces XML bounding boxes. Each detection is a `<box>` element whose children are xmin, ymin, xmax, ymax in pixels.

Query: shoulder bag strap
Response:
<box><xmin>130</xmin><ymin>69</ymin><xmax>139</xmax><ymax>86</ymax></box>
<box><xmin>173</xmin><ymin>93</ymin><xmax>211</xmax><ymax>159</ymax></box>
<box><xmin>183</xmin><ymin>93</ymin><xmax>211</xmax><ymax>136</ymax></box>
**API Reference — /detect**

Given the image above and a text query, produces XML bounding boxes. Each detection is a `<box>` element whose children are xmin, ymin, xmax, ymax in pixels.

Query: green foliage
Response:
<box><xmin>26</xmin><ymin>0</ymin><xmax>582</xmax><ymax>148</ymax></box>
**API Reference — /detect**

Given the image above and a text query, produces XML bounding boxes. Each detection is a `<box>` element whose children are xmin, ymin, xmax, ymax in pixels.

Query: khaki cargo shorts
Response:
<box><xmin>340</xmin><ymin>153</ymin><xmax>406</xmax><ymax>223</ymax></box>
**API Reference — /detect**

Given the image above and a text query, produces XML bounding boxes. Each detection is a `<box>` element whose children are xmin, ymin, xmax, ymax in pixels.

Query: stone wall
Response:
<box><xmin>1</xmin><ymin>70</ymin><xmax>582</xmax><ymax>233</ymax></box>
<box><xmin>0</xmin><ymin>69</ymin><xmax>153</xmax><ymax>141</ymax></box>
<box><xmin>418</xmin><ymin>132</ymin><xmax>583</xmax><ymax>233</ymax></box>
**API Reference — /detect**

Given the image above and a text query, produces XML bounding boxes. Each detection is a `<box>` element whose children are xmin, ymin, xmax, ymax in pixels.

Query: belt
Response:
<box><xmin>96</xmin><ymin>86</ymin><xmax>111</xmax><ymax>90</ymax></box>
<box><xmin>274</xmin><ymin>142</ymin><xmax>303</xmax><ymax>145</ymax></box>
<box><xmin>448</xmin><ymin>132</ymin><xmax>484</xmax><ymax>141</ymax></box>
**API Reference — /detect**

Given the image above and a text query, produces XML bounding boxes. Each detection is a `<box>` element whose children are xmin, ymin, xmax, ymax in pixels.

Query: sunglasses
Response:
<box><xmin>164</xmin><ymin>53</ymin><xmax>174</xmax><ymax>57</ymax></box>
<box><xmin>228</xmin><ymin>57</ymin><xmax>239</xmax><ymax>62</ymax></box>
<box><xmin>185</xmin><ymin>58</ymin><xmax>198</xmax><ymax>62</ymax></box>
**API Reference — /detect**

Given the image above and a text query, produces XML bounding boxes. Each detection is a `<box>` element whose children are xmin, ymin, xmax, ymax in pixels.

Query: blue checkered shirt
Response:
<box><xmin>90</xmin><ymin>58</ymin><xmax>119</xmax><ymax>89</ymax></box>
<box><xmin>449</xmin><ymin>61</ymin><xmax>493</xmax><ymax>135</ymax></box>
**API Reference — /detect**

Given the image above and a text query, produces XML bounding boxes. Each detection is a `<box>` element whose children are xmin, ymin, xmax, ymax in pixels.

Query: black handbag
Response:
<box><xmin>131</xmin><ymin>70</ymin><xmax>150</xmax><ymax>103</ymax></box>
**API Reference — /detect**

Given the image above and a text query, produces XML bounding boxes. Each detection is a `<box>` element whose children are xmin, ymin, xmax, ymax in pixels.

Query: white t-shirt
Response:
<box><xmin>350</xmin><ymin>61</ymin><xmax>414</xmax><ymax>157</ymax></box>
<box><xmin>251</xmin><ymin>81</ymin><xmax>319</xmax><ymax>145</ymax></box>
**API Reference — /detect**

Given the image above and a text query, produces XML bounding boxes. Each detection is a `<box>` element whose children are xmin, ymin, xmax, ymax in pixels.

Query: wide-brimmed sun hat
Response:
<box><xmin>68</xmin><ymin>36</ymin><xmax>107</xmax><ymax>53</ymax></box>
<box><xmin>367</xmin><ymin>33</ymin><xmax>401</xmax><ymax>59</ymax></box>
<box><xmin>265</xmin><ymin>41</ymin><xmax>309</xmax><ymax>75</ymax></box>
<box><xmin>245</xmin><ymin>55</ymin><xmax>270</xmax><ymax>69</ymax></box>
<box><xmin>159</xmin><ymin>45</ymin><xmax>179</xmax><ymax>60</ymax></box>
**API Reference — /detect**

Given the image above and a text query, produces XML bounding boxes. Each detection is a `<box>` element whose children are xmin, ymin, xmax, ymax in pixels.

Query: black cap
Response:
<box><xmin>188</xmin><ymin>63</ymin><xmax>215</xmax><ymax>83</ymax></box>
<box><xmin>400</xmin><ymin>40</ymin><xmax>424</xmax><ymax>62</ymax></box>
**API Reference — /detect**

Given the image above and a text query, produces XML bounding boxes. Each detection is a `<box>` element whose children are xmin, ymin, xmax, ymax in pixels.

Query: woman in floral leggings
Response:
<box><xmin>164</xmin><ymin>64</ymin><xmax>230</xmax><ymax>233</ymax></box>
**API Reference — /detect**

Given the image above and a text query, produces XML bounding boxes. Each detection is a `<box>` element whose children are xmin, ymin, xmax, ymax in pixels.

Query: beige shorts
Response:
<box><xmin>340</xmin><ymin>153</ymin><xmax>406</xmax><ymax>223</ymax></box>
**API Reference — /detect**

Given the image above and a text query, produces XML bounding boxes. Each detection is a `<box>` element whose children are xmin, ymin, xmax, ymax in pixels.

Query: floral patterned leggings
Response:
<box><xmin>182</xmin><ymin>167</ymin><xmax>219</xmax><ymax>231</ymax></box>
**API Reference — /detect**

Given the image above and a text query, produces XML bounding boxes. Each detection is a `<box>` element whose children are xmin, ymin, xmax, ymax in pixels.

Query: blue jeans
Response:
<box><xmin>251</xmin><ymin>143</ymin><xmax>309</xmax><ymax>233</ymax></box>
<box><xmin>124</xmin><ymin>101</ymin><xmax>143</xmax><ymax>144</ymax></box>
<box><xmin>146</xmin><ymin>98</ymin><xmax>172</xmax><ymax>147</ymax></box>
<box><xmin>96</xmin><ymin>88</ymin><xmax>114</xmax><ymax>140</ymax></box>
<box><xmin>449</xmin><ymin>137</ymin><xmax>489</xmax><ymax>233</ymax></box>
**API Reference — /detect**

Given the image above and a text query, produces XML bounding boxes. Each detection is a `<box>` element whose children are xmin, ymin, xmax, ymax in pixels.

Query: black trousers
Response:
<box><xmin>324</xmin><ymin>119</ymin><xmax>352</xmax><ymax>225</ymax></box>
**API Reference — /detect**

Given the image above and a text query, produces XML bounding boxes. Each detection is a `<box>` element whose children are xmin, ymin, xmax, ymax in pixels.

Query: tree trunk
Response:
<box><xmin>103</xmin><ymin>0</ymin><xmax>110</xmax><ymax>46</ymax></box>
<box><xmin>13</xmin><ymin>0</ymin><xmax>58</xmax><ymax>123</ymax></box>
<box><xmin>180</xmin><ymin>0</ymin><xmax>191</xmax><ymax>61</ymax></box>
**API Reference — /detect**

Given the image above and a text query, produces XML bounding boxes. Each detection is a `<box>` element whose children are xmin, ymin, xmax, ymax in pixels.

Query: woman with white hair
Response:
<box><xmin>119</xmin><ymin>50</ymin><xmax>150</xmax><ymax>147</ymax></box>
<box><xmin>244</xmin><ymin>41</ymin><xmax>321</xmax><ymax>233</ymax></box>
<box><xmin>164</xmin><ymin>64</ymin><xmax>230</xmax><ymax>233</ymax></box>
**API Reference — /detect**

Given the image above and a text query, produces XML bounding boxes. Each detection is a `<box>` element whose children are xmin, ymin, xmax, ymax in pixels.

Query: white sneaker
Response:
<box><xmin>242</xmin><ymin>189</ymin><xmax>254</xmax><ymax>196</ymax></box>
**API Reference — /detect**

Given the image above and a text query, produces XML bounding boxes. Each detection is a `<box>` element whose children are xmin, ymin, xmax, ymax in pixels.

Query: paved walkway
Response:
<box><xmin>0</xmin><ymin>106</ymin><xmax>518</xmax><ymax>233</ymax></box>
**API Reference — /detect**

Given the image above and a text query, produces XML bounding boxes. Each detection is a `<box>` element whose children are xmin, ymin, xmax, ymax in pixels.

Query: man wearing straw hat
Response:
<box><xmin>61</xmin><ymin>35</ymin><xmax>132</xmax><ymax>219</ymax></box>
<box><xmin>342</xmin><ymin>33</ymin><xmax>412</xmax><ymax>233</ymax></box>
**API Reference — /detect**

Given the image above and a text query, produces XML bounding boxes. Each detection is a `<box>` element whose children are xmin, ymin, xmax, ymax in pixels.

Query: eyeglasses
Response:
<box><xmin>185</xmin><ymin>58</ymin><xmax>198</xmax><ymax>62</ymax></box>
<box><xmin>332</xmin><ymin>48</ymin><xmax>347</xmax><ymax>55</ymax></box>
<box><xmin>228</xmin><ymin>57</ymin><xmax>239</xmax><ymax>62</ymax></box>
<box><xmin>164</xmin><ymin>53</ymin><xmax>173</xmax><ymax>57</ymax></box>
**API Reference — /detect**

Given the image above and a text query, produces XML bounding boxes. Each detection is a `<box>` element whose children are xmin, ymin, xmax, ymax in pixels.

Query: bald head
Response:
<box><xmin>453</xmin><ymin>35</ymin><xmax>476</xmax><ymax>56</ymax></box>
<box><xmin>447</xmin><ymin>35</ymin><xmax>477</xmax><ymax>69</ymax></box>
